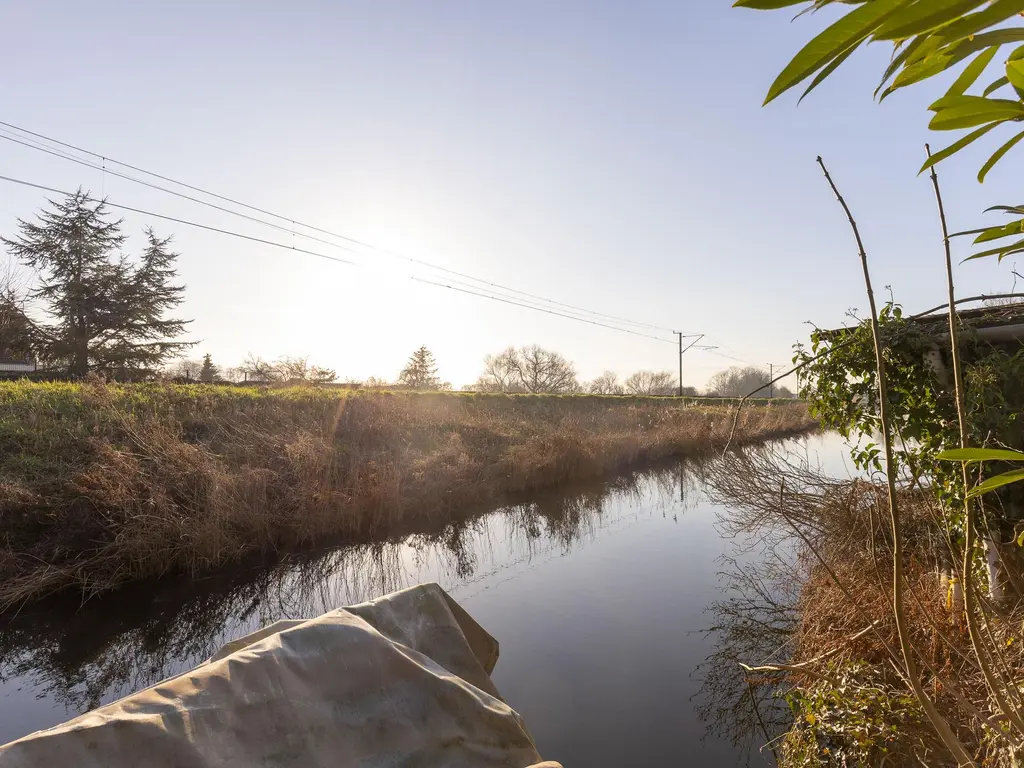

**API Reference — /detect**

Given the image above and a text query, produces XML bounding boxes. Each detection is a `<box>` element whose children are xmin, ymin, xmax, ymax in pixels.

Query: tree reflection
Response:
<box><xmin>694</xmin><ymin>437</ymin><xmax>839</xmax><ymax>766</ymax></box>
<box><xmin>0</xmin><ymin>459</ymin><xmax>693</xmax><ymax>724</ymax></box>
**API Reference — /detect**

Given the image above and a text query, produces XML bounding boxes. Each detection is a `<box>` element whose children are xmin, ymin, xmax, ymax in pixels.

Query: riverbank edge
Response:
<box><xmin>0</xmin><ymin>382</ymin><xmax>817</xmax><ymax>608</ymax></box>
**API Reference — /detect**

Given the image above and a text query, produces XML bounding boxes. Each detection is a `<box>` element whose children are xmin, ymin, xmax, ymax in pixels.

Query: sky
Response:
<box><xmin>1</xmin><ymin>1</ymin><xmax>1020</xmax><ymax>390</ymax></box>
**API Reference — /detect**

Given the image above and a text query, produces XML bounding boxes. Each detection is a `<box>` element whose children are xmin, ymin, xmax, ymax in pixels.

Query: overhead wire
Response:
<box><xmin>0</xmin><ymin>173</ymin><xmax>678</xmax><ymax>344</ymax></box>
<box><xmin>0</xmin><ymin>174</ymin><xmax>357</xmax><ymax>266</ymax></box>
<box><xmin>411</xmin><ymin>278</ymin><xmax>677</xmax><ymax>344</ymax></box>
<box><xmin>0</xmin><ymin>120</ymin><xmax>684</xmax><ymax>335</ymax></box>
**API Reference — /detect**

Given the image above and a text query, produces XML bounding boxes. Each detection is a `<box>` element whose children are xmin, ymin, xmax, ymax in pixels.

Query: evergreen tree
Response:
<box><xmin>1</xmin><ymin>191</ymin><xmax>192</xmax><ymax>377</ymax></box>
<box><xmin>0</xmin><ymin>287</ymin><xmax>35</xmax><ymax>362</ymax></box>
<box><xmin>399</xmin><ymin>346</ymin><xmax>442</xmax><ymax>390</ymax></box>
<box><xmin>199</xmin><ymin>353</ymin><xmax>219</xmax><ymax>383</ymax></box>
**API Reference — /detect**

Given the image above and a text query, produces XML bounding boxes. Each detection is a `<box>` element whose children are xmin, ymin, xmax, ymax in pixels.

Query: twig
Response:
<box><xmin>745</xmin><ymin>681</ymin><xmax>782</xmax><ymax>766</ymax></box>
<box><xmin>818</xmin><ymin>155</ymin><xmax>972</xmax><ymax>766</ymax></box>
<box><xmin>927</xmin><ymin>144</ymin><xmax>1024</xmax><ymax>737</ymax></box>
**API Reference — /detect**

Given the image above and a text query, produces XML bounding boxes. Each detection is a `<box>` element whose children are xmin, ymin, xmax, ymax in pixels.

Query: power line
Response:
<box><xmin>411</xmin><ymin>277</ymin><xmax>677</xmax><ymax>345</ymax></box>
<box><xmin>0</xmin><ymin>120</ymin><xmax>684</xmax><ymax>335</ymax></box>
<box><xmin>0</xmin><ymin>173</ymin><xmax>678</xmax><ymax>344</ymax></box>
<box><xmin>0</xmin><ymin>174</ymin><xmax>357</xmax><ymax>266</ymax></box>
<box><xmin>0</xmin><ymin>129</ymin><xmax>360</xmax><ymax>256</ymax></box>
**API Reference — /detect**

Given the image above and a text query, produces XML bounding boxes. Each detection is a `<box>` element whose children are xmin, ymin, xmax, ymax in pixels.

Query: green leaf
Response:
<box><xmin>937</xmin><ymin>0</ymin><xmax>1024</xmax><ymax>44</ymax></box>
<box><xmin>895</xmin><ymin>29</ymin><xmax>1024</xmax><ymax>92</ymax></box>
<box><xmin>973</xmin><ymin>218</ymin><xmax>1024</xmax><ymax>243</ymax></box>
<box><xmin>985</xmin><ymin>204</ymin><xmax>1024</xmax><ymax>214</ymax></box>
<box><xmin>734</xmin><ymin>0</ymin><xmax>805</xmax><ymax>7</ymax></box>
<box><xmin>877</xmin><ymin>36</ymin><xmax>928</xmax><ymax>96</ymax></box>
<box><xmin>929</xmin><ymin>97</ymin><xmax>1024</xmax><ymax>130</ymax></box>
<box><xmin>984</xmin><ymin>76</ymin><xmax>1011</xmax><ymax>97</ymax></box>
<box><xmin>920</xmin><ymin>121</ymin><xmax>1006</xmax><ymax>172</ymax></box>
<box><xmin>765</xmin><ymin>0</ymin><xmax>913</xmax><ymax>104</ymax></box>
<box><xmin>965</xmin><ymin>236</ymin><xmax>1024</xmax><ymax>259</ymax></box>
<box><xmin>968</xmin><ymin>469</ymin><xmax>1024</xmax><ymax>497</ymax></box>
<box><xmin>801</xmin><ymin>44</ymin><xmax>860</xmax><ymax>103</ymax></box>
<box><xmin>979</xmin><ymin>128</ymin><xmax>1024</xmax><ymax>181</ymax></box>
<box><xmin>1009</xmin><ymin>60</ymin><xmax>1024</xmax><ymax>91</ymax></box>
<box><xmin>936</xmin><ymin>447</ymin><xmax>1024</xmax><ymax>462</ymax></box>
<box><xmin>876</xmin><ymin>0</ymin><xmax>989</xmax><ymax>42</ymax></box>
<box><xmin>944</xmin><ymin>47</ymin><xmax>1000</xmax><ymax>100</ymax></box>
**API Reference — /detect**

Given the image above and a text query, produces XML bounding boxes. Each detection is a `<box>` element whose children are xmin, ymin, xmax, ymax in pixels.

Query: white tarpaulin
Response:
<box><xmin>0</xmin><ymin>583</ymin><xmax>561</xmax><ymax>768</ymax></box>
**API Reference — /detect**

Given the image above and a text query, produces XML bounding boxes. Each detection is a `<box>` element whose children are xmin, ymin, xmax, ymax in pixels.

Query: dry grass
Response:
<box><xmin>708</xmin><ymin>446</ymin><xmax>1024</xmax><ymax>767</ymax></box>
<box><xmin>0</xmin><ymin>380</ymin><xmax>815</xmax><ymax>608</ymax></box>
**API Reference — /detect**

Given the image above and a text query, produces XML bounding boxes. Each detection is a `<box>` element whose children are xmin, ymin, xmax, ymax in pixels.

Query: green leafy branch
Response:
<box><xmin>937</xmin><ymin>447</ymin><xmax>1024</xmax><ymax>497</ymax></box>
<box><xmin>737</xmin><ymin>0</ymin><xmax>1024</xmax><ymax>259</ymax></box>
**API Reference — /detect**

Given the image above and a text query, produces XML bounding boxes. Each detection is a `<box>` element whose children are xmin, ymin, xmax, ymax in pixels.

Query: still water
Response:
<box><xmin>0</xmin><ymin>433</ymin><xmax>850</xmax><ymax>765</ymax></box>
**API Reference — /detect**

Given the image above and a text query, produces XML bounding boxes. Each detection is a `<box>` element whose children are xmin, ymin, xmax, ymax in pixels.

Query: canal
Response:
<box><xmin>0</xmin><ymin>432</ymin><xmax>849</xmax><ymax>765</ymax></box>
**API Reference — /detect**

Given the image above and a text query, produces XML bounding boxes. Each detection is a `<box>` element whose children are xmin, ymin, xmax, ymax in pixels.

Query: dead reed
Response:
<box><xmin>707</xmin><ymin>445</ymin><xmax>1024</xmax><ymax>766</ymax></box>
<box><xmin>0</xmin><ymin>380</ymin><xmax>814</xmax><ymax>608</ymax></box>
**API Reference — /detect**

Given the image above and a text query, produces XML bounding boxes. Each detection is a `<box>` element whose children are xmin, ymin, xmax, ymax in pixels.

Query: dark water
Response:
<box><xmin>0</xmin><ymin>433</ymin><xmax>850</xmax><ymax>765</ymax></box>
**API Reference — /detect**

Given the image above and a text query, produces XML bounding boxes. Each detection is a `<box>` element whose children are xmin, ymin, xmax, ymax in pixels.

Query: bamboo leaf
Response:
<box><xmin>985</xmin><ymin>204</ymin><xmax>1024</xmax><ymax>214</ymax></box>
<box><xmin>877</xmin><ymin>36</ymin><xmax>927</xmax><ymax>96</ymax></box>
<box><xmin>929</xmin><ymin>97</ymin><xmax>1024</xmax><ymax>130</ymax></box>
<box><xmin>734</xmin><ymin>0</ymin><xmax>806</xmax><ymax>7</ymax></box>
<box><xmin>1008</xmin><ymin>60</ymin><xmax>1024</xmax><ymax>91</ymax></box>
<box><xmin>979</xmin><ymin>128</ymin><xmax>1024</xmax><ymax>181</ymax></box>
<box><xmin>984</xmin><ymin>76</ymin><xmax>1011</xmax><ymax>96</ymax></box>
<box><xmin>895</xmin><ymin>29</ymin><xmax>1024</xmax><ymax>91</ymax></box>
<box><xmin>919</xmin><ymin>121</ymin><xmax>1006</xmax><ymax>172</ymax></box>
<box><xmin>801</xmin><ymin>44</ymin><xmax>860</xmax><ymax>102</ymax></box>
<box><xmin>765</xmin><ymin>0</ymin><xmax>913</xmax><ymax>104</ymax></box>
<box><xmin>936</xmin><ymin>0</ymin><xmax>1024</xmax><ymax>44</ymax></box>
<box><xmin>876</xmin><ymin>0</ymin><xmax>989</xmax><ymax>42</ymax></box>
<box><xmin>968</xmin><ymin>469</ymin><xmax>1024</xmax><ymax>497</ymax></box>
<box><xmin>945</xmin><ymin>46</ymin><xmax>1000</xmax><ymax>99</ymax></box>
<box><xmin>937</xmin><ymin>448</ymin><xmax>1024</xmax><ymax>462</ymax></box>
<box><xmin>965</xmin><ymin>236</ymin><xmax>1024</xmax><ymax>259</ymax></box>
<box><xmin>973</xmin><ymin>218</ymin><xmax>1024</xmax><ymax>243</ymax></box>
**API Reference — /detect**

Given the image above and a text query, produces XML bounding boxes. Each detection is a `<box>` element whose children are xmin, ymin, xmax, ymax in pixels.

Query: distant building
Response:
<box><xmin>0</xmin><ymin>357</ymin><xmax>36</xmax><ymax>374</ymax></box>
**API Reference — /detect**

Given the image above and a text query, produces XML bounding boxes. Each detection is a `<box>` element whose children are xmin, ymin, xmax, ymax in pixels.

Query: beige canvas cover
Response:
<box><xmin>0</xmin><ymin>583</ymin><xmax>561</xmax><ymax>768</ymax></box>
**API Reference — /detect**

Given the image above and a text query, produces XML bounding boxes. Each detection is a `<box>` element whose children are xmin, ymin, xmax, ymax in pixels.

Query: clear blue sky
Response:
<box><xmin>1</xmin><ymin>1</ymin><xmax>1018</xmax><ymax>388</ymax></box>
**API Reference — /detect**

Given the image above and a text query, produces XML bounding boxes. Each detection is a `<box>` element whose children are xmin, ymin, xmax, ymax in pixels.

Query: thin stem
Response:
<box><xmin>818</xmin><ymin>156</ymin><xmax>973</xmax><ymax>766</ymax></box>
<box><xmin>927</xmin><ymin>144</ymin><xmax>1024</xmax><ymax>736</ymax></box>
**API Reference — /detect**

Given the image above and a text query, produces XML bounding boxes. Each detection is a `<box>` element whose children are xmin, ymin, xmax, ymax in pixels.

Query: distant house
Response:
<box><xmin>0</xmin><ymin>357</ymin><xmax>36</xmax><ymax>374</ymax></box>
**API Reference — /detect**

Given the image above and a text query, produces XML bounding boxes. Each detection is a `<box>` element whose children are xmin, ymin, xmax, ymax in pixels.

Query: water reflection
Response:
<box><xmin>0</xmin><ymin>435</ymin><xmax>844</xmax><ymax>764</ymax></box>
<box><xmin>0</xmin><ymin>458</ymin><xmax>697</xmax><ymax>732</ymax></box>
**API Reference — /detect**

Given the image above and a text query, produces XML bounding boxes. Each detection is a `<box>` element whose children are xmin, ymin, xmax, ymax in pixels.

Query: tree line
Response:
<box><xmin>0</xmin><ymin>191</ymin><xmax>794</xmax><ymax>397</ymax></box>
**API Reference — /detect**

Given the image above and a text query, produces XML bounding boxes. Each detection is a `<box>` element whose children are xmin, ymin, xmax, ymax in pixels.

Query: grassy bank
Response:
<box><xmin>0</xmin><ymin>381</ymin><xmax>814</xmax><ymax>608</ymax></box>
<box><xmin>708</xmin><ymin>446</ymin><xmax>1023</xmax><ymax>767</ymax></box>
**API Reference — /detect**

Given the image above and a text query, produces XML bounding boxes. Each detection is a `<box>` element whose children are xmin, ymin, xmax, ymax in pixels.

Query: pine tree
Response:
<box><xmin>1</xmin><ymin>191</ymin><xmax>192</xmax><ymax>378</ymax></box>
<box><xmin>399</xmin><ymin>346</ymin><xmax>442</xmax><ymax>390</ymax></box>
<box><xmin>199</xmin><ymin>353</ymin><xmax>219</xmax><ymax>383</ymax></box>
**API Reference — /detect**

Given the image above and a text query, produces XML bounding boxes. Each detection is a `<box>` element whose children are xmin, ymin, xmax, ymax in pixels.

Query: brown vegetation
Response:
<box><xmin>708</xmin><ymin>446</ymin><xmax>1024</xmax><ymax>767</ymax></box>
<box><xmin>0</xmin><ymin>380</ymin><xmax>814</xmax><ymax>609</ymax></box>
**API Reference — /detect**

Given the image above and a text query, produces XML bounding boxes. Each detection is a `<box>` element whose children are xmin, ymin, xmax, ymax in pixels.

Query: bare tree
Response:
<box><xmin>588</xmin><ymin>370</ymin><xmax>624</xmax><ymax>395</ymax></box>
<box><xmin>474</xmin><ymin>345</ymin><xmax>579</xmax><ymax>394</ymax></box>
<box><xmin>623</xmin><ymin>370</ymin><xmax>677</xmax><ymax>396</ymax></box>
<box><xmin>707</xmin><ymin>366</ymin><xmax>771</xmax><ymax>398</ymax></box>
<box><xmin>276</xmin><ymin>355</ymin><xmax>337</xmax><ymax>384</ymax></box>
<box><xmin>474</xmin><ymin>348</ymin><xmax>526</xmax><ymax>393</ymax></box>
<box><xmin>240</xmin><ymin>354</ymin><xmax>281</xmax><ymax>383</ymax></box>
<box><xmin>166</xmin><ymin>358</ymin><xmax>203</xmax><ymax>381</ymax></box>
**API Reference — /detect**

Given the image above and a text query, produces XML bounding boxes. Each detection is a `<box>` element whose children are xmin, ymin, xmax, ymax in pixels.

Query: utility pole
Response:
<box><xmin>677</xmin><ymin>332</ymin><xmax>683</xmax><ymax>397</ymax></box>
<box><xmin>768</xmin><ymin>363</ymin><xmax>773</xmax><ymax>398</ymax></box>
<box><xmin>676</xmin><ymin>333</ymin><xmax>706</xmax><ymax>397</ymax></box>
